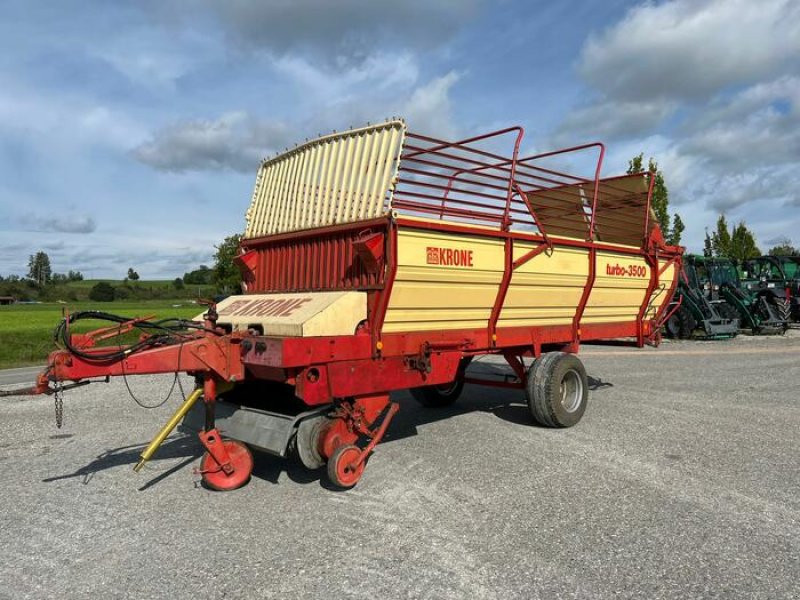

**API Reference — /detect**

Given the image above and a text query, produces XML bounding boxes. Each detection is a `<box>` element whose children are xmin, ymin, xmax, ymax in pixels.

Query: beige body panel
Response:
<box><xmin>582</xmin><ymin>253</ymin><xmax>651</xmax><ymax>324</ymax></box>
<box><xmin>384</xmin><ymin>227</ymin><xmax>676</xmax><ymax>333</ymax></box>
<box><xmin>648</xmin><ymin>260</ymin><xmax>677</xmax><ymax>319</ymax></box>
<box><xmin>383</xmin><ymin>228</ymin><xmax>505</xmax><ymax>333</ymax></box>
<box><xmin>498</xmin><ymin>242</ymin><xmax>589</xmax><ymax>328</ymax></box>
<box><xmin>203</xmin><ymin>292</ymin><xmax>367</xmax><ymax>337</ymax></box>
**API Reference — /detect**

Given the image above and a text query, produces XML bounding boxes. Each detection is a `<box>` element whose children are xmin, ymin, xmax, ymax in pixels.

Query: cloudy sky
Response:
<box><xmin>1</xmin><ymin>0</ymin><xmax>798</xmax><ymax>278</ymax></box>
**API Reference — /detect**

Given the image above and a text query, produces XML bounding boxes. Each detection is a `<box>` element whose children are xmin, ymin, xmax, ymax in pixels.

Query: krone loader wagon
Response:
<box><xmin>24</xmin><ymin>120</ymin><xmax>683</xmax><ymax>490</ymax></box>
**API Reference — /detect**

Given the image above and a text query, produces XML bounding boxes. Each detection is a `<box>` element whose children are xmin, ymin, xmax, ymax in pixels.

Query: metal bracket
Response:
<box><xmin>197</xmin><ymin>428</ymin><xmax>234</xmax><ymax>475</ymax></box>
<box><xmin>404</xmin><ymin>342</ymin><xmax>432</xmax><ymax>374</ymax></box>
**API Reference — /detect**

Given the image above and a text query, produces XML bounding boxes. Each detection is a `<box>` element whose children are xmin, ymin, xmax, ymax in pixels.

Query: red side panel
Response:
<box><xmin>241</xmin><ymin>219</ymin><xmax>388</xmax><ymax>293</ymax></box>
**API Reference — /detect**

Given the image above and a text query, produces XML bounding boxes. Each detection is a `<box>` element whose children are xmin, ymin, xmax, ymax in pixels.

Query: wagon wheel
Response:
<box><xmin>326</xmin><ymin>444</ymin><xmax>365</xmax><ymax>490</ymax></box>
<box><xmin>200</xmin><ymin>439</ymin><xmax>254</xmax><ymax>491</ymax></box>
<box><xmin>410</xmin><ymin>380</ymin><xmax>464</xmax><ymax>407</ymax></box>
<box><xmin>525</xmin><ymin>352</ymin><xmax>588</xmax><ymax>428</ymax></box>
<box><xmin>409</xmin><ymin>357</ymin><xmax>472</xmax><ymax>407</ymax></box>
<box><xmin>295</xmin><ymin>416</ymin><xmax>327</xmax><ymax>470</ymax></box>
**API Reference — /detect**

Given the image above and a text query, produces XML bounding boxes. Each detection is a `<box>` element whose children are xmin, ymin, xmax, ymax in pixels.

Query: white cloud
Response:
<box><xmin>134</xmin><ymin>69</ymin><xmax>465</xmax><ymax>174</ymax></box>
<box><xmin>133</xmin><ymin>112</ymin><xmax>293</xmax><ymax>173</ymax></box>
<box><xmin>555</xmin><ymin>98</ymin><xmax>676</xmax><ymax>144</ymax></box>
<box><xmin>579</xmin><ymin>0</ymin><xmax>800</xmax><ymax>102</ymax></box>
<box><xmin>18</xmin><ymin>214</ymin><xmax>97</xmax><ymax>234</ymax></box>
<box><xmin>551</xmin><ymin>0</ymin><xmax>800</xmax><ymax>252</ymax></box>
<box><xmin>679</xmin><ymin>76</ymin><xmax>800</xmax><ymax>170</ymax></box>
<box><xmin>0</xmin><ymin>84</ymin><xmax>146</xmax><ymax>151</ymax></box>
<box><xmin>273</xmin><ymin>51</ymin><xmax>419</xmax><ymax>100</ymax></box>
<box><xmin>403</xmin><ymin>71</ymin><xmax>461</xmax><ymax>138</ymax></box>
<box><xmin>179</xmin><ymin>0</ymin><xmax>482</xmax><ymax>65</ymax></box>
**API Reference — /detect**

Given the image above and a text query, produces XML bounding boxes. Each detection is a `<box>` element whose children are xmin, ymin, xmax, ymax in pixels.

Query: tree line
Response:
<box><xmin>0</xmin><ymin>236</ymin><xmax>241</xmax><ymax>302</ymax></box>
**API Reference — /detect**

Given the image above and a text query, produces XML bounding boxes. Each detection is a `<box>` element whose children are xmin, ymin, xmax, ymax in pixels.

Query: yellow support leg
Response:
<box><xmin>133</xmin><ymin>387</ymin><xmax>203</xmax><ymax>473</ymax></box>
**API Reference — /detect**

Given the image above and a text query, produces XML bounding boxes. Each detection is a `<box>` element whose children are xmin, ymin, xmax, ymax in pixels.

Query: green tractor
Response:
<box><xmin>740</xmin><ymin>255</ymin><xmax>800</xmax><ymax>323</ymax></box>
<box><xmin>702</xmin><ymin>256</ymin><xmax>789</xmax><ymax>334</ymax></box>
<box><xmin>665</xmin><ymin>255</ymin><xmax>738</xmax><ymax>339</ymax></box>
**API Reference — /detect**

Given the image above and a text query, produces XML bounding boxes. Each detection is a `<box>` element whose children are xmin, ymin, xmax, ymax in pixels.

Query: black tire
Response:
<box><xmin>295</xmin><ymin>416</ymin><xmax>327</xmax><ymax>470</ymax></box>
<box><xmin>774</xmin><ymin>297</ymin><xmax>791</xmax><ymax>324</ymax></box>
<box><xmin>665</xmin><ymin>310</ymin><xmax>681</xmax><ymax>338</ymax></box>
<box><xmin>409</xmin><ymin>357</ymin><xmax>471</xmax><ymax>408</ymax></box>
<box><xmin>672</xmin><ymin>306</ymin><xmax>695</xmax><ymax>339</ymax></box>
<box><xmin>410</xmin><ymin>379</ymin><xmax>465</xmax><ymax>408</ymax></box>
<box><xmin>525</xmin><ymin>352</ymin><xmax>588</xmax><ymax>428</ymax></box>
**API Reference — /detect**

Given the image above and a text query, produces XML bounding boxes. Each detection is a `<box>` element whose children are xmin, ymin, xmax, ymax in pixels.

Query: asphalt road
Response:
<box><xmin>0</xmin><ymin>365</ymin><xmax>42</xmax><ymax>386</ymax></box>
<box><xmin>1</xmin><ymin>333</ymin><xmax>798</xmax><ymax>599</ymax></box>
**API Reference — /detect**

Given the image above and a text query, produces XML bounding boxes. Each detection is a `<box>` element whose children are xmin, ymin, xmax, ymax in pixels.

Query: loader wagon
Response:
<box><xmin>26</xmin><ymin>120</ymin><xmax>682</xmax><ymax>491</ymax></box>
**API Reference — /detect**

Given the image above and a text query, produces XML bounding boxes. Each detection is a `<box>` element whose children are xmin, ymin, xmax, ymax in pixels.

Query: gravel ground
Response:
<box><xmin>1</xmin><ymin>332</ymin><xmax>798</xmax><ymax>599</ymax></box>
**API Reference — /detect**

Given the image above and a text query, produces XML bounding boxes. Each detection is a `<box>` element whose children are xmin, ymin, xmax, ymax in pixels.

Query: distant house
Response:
<box><xmin>0</xmin><ymin>296</ymin><xmax>16</xmax><ymax>305</ymax></box>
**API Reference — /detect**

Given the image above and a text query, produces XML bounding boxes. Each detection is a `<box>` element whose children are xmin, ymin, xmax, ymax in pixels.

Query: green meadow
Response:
<box><xmin>0</xmin><ymin>300</ymin><xmax>203</xmax><ymax>369</ymax></box>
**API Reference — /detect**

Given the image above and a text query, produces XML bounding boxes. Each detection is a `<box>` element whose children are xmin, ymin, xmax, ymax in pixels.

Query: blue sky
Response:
<box><xmin>1</xmin><ymin>0</ymin><xmax>798</xmax><ymax>278</ymax></box>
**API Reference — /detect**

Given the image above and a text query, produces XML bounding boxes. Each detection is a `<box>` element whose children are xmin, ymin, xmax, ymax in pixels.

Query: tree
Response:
<box><xmin>67</xmin><ymin>270</ymin><xmax>84</xmax><ymax>281</ymax></box>
<box><xmin>212</xmin><ymin>234</ymin><xmax>243</xmax><ymax>294</ymax></box>
<box><xmin>27</xmin><ymin>251</ymin><xmax>51</xmax><ymax>286</ymax></box>
<box><xmin>668</xmin><ymin>214</ymin><xmax>685</xmax><ymax>247</ymax></box>
<box><xmin>712</xmin><ymin>214</ymin><xmax>732</xmax><ymax>257</ymax></box>
<box><xmin>711</xmin><ymin>214</ymin><xmax>760</xmax><ymax>261</ymax></box>
<box><xmin>729</xmin><ymin>222</ymin><xmax>761</xmax><ymax>261</ymax></box>
<box><xmin>183</xmin><ymin>265</ymin><xmax>213</xmax><ymax>285</ymax></box>
<box><xmin>89</xmin><ymin>281</ymin><xmax>116</xmax><ymax>302</ymax></box>
<box><xmin>767</xmin><ymin>238</ymin><xmax>798</xmax><ymax>256</ymax></box>
<box><xmin>127</xmin><ymin>268</ymin><xmax>140</xmax><ymax>281</ymax></box>
<box><xmin>173</xmin><ymin>277</ymin><xmax>184</xmax><ymax>290</ymax></box>
<box><xmin>627</xmin><ymin>154</ymin><xmax>682</xmax><ymax>244</ymax></box>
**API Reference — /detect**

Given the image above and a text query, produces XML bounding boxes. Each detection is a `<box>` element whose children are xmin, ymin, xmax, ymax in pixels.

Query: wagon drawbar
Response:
<box><xmin>25</xmin><ymin>119</ymin><xmax>683</xmax><ymax>490</ymax></box>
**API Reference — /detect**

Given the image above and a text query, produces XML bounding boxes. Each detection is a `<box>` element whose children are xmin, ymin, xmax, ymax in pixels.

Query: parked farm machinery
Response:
<box><xmin>665</xmin><ymin>255</ymin><xmax>738</xmax><ymax>339</ymax></box>
<box><xmin>705</xmin><ymin>257</ymin><xmax>789</xmax><ymax>334</ymax></box>
<box><xmin>740</xmin><ymin>256</ymin><xmax>800</xmax><ymax>323</ymax></box>
<box><xmin>16</xmin><ymin>120</ymin><xmax>683</xmax><ymax>491</ymax></box>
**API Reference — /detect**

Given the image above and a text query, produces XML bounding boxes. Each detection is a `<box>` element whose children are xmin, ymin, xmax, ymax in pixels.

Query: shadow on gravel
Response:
<box><xmin>41</xmin><ymin>363</ymin><xmax>614</xmax><ymax>491</ymax></box>
<box><xmin>247</xmin><ymin>364</ymin><xmax>615</xmax><ymax>487</ymax></box>
<box><xmin>42</xmin><ymin>435</ymin><xmax>202</xmax><ymax>488</ymax></box>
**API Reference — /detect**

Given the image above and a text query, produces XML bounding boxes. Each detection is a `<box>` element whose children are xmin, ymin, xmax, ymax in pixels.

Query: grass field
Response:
<box><xmin>0</xmin><ymin>300</ymin><xmax>203</xmax><ymax>369</ymax></box>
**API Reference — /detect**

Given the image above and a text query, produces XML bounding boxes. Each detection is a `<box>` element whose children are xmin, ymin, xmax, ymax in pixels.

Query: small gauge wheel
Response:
<box><xmin>200</xmin><ymin>439</ymin><xmax>254</xmax><ymax>491</ymax></box>
<box><xmin>326</xmin><ymin>444</ymin><xmax>365</xmax><ymax>489</ymax></box>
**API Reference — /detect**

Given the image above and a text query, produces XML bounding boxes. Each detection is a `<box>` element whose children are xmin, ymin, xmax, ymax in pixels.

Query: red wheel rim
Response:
<box><xmin>200</xmin><ymin>440</ymin><xmax>254</xmax><ymax>491</ymax></box>
<box><xmin>331</xmin><ymin>445</ymin><xmax>365</xmax><ymax>488</ymax></box>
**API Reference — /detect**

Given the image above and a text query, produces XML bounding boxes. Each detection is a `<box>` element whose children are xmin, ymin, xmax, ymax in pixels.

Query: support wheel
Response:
<box><xmin>326</xmin><ymin>444</ymin><xmax>365</xmax><ymax>490</ymax></box>
<box><xmin>200</xmin><ymin>439</ymin><xmax>254</xmax><ymax>491</ymax></box>
<box><xmin>525</xmin><ymin>352</ymin><xmax>588</xmax><ymax>428</ymax></box>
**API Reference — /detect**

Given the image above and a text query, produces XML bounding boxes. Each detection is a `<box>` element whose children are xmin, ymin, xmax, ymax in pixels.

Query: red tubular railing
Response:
<box><xmin>392</xmin><ymin>131</ymin><xmax>616</xmax><ymax>242</ymax></box>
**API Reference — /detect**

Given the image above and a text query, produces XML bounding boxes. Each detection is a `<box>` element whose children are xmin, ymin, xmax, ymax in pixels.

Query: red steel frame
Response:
<box><xmin>41</xmin><ymin>124</ymin><xmax>683</xmax><ymax>400</ymax></box>
<box><xmin>35</xmin><ymin>125</ymin><xmax>683</xmax><ymax>485</ymax></box>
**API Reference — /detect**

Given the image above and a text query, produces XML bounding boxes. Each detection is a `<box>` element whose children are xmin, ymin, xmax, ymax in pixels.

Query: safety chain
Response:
<box><xmin>54</xmin><ymin>382</ymin><xmax>64</xmax><ymax>429</ymax></box>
